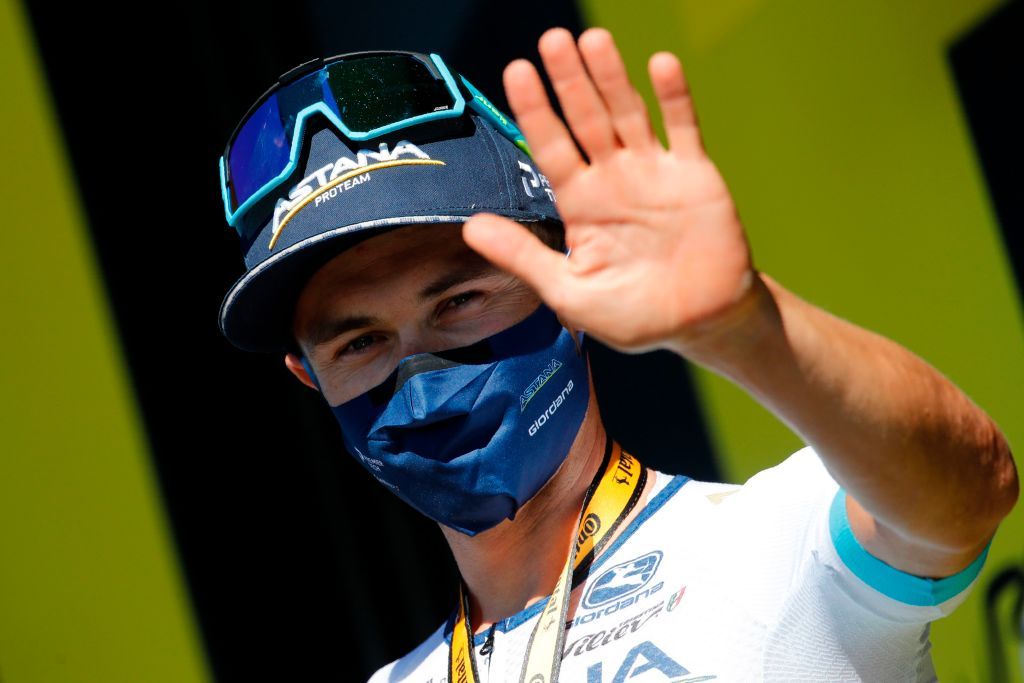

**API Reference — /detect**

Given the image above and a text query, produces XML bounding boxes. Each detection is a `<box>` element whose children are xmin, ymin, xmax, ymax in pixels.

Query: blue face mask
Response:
<box><xmin>299</xmin><ymin>302</ymin><xmax>591</xmax><ymax>535</ymax></box>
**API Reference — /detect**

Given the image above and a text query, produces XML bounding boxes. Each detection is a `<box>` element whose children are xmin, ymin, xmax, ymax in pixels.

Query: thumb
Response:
<box><xmin>462</xmin><ymin>214</ymin><xmax>569</xmax><ymax>308</ymax></box>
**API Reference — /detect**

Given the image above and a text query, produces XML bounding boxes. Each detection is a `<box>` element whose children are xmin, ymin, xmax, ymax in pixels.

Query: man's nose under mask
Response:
<box><xmin>299</xmin><ymin>302</ymin><xmax>591</xmax><ymax>535</ymax></box>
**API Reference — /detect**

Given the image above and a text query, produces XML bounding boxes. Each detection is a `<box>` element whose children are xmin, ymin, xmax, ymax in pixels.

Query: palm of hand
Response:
<box><xmin>463</xmin><ymin>27</ymin><xmax>755</xmax><ymax>355</ymax></box>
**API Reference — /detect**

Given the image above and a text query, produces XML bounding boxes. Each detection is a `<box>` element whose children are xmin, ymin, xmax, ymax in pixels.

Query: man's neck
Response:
<box><xmin>440</xmin><ymin>374</ymin><xmax>647</xmax><ymax>633</ymax></box>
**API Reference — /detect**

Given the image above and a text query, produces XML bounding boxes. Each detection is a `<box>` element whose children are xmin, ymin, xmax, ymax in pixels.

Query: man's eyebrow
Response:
<box><xmin>418</xmin><ymin>262</ymin><xmax>503</xmax><ymax>301</ymax></box>
<box><xmin>305</xmin><ymin>314</ymin><xmax>382</xmax><ymax>351</ymax></box>
<box><xmin>303</xmin><ymin>261</ymin><xmax>503</xmax><ymax>351</ymax></box>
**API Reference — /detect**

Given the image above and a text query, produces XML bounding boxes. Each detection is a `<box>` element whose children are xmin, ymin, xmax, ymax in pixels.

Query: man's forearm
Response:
<box><xmin>676</xmin><ymin>270</ymin><xmax>1018</xmax><ymax>565</ymax></box>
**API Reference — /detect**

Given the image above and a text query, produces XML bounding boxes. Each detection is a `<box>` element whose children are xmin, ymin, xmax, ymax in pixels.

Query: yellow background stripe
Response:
<box><xmin>0</xmin><ymin>1</ymin><xmax>211</xmax><ymax>680</ymax></box>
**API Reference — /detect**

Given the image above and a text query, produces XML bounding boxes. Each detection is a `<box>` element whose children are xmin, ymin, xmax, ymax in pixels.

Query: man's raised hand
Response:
<box><xmin>462</xmin><ymin>26</ymin><xmax>758</xmax><ymax>356</ymax></box>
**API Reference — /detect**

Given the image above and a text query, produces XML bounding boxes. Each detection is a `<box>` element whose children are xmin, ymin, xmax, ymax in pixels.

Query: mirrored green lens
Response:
<box><xmin>325</xmin><ymin>54</ymin><xmax>454</xmax><ymax>132</ymax></box>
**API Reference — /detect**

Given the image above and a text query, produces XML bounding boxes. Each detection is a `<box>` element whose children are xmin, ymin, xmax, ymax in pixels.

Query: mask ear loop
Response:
<box><xmin>561</xmin><ymin>244</ymin><xmax>587</xmax><ymax>356</ymax></box>
<box><xmin>299</xmin><ymin>355</ymin><xmax>324</xmax><ymax>392</ymax></box>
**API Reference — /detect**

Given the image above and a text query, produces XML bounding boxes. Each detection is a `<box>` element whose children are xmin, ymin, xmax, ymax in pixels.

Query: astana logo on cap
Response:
<box><xmin>268</xmin><ymin>140</ymin><xmax>445</xmax><ymax>249</ymax></box>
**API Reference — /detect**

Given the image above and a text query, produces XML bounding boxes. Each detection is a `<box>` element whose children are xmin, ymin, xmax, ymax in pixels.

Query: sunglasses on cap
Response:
<box><xmin>219</xmin><ymin>50</ymin><xmax>532</xmax><ymax>238</ymax></box>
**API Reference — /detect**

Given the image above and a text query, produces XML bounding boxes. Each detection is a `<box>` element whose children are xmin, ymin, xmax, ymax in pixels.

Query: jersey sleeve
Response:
<box><xmin>701</xmin><ymin>444</ymin><xmax>992</xmax><ymax>626</ymax></box>
<box><xmin>819</xmin><ymin>474</ymin><xmax>991</xmax><ymax>621</ymax></box>
<box><xmin>742</xmin><ymin>446</ymin><xmax>995</xmax><ymax>679</ymax></box>
<box><xmin>790</xmin><ymin>446</ymin><xmax>991</xmax><ymax>622</ymax></box>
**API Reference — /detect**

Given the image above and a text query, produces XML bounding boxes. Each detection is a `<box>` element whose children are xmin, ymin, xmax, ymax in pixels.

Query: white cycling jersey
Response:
<box><xmin>369</xmin><ymin>446</ymin><xmax>991</xmax><ymax>682</ymax></box>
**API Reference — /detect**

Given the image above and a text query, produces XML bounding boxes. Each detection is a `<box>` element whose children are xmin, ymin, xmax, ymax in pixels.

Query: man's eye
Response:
<box><xmin>338</xmin><ymin>334</ymin><xmax>379</xmax><ymax>357</ymax></box>
<box><xmin>445</xmin><ymin>291</ymin><xmax>481</xmax><ymax>310</ymax></box>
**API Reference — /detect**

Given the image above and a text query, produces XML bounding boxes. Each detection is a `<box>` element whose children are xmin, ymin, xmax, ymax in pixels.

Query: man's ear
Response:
<box><xmin>284</xmin><ymin>352</ymin><xmax>320</xmax><ymax>392</ymax></box>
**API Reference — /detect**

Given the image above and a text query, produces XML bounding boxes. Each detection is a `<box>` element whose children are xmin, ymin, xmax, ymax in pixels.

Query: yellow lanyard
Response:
<box><xmin>449</xmin><ymin>437</ymin><xmax>647</xmax><ymax>683</ymax></box>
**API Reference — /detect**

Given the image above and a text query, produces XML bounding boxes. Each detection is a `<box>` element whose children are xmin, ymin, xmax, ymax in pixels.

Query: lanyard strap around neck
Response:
<box><xmin>449</xmin><ymin>436</ymin><xmax>648</xmax><ymax>683</ymax></box>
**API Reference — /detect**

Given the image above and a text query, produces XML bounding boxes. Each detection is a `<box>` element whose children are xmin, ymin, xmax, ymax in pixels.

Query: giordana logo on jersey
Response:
<box><xmin>569</xmin><ymin>579</ymin><xmax>663</xmax><ymax>629</ymax></box>
<box><xmin>583</xmin><ymin>551</ymin><xmax>663</xmax><ymax>609</ymax></box>
<box><xmin>268</xmin><ymin>140</ymin><xmax>446</xmax><ymax>249</ymax></box>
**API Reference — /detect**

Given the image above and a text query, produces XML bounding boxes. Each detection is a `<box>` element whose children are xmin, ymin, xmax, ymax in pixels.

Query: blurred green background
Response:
<box><xmin>580</xmin><ymin>0</ymin><xmax>1024</xmax><ymax>680</ymax></box>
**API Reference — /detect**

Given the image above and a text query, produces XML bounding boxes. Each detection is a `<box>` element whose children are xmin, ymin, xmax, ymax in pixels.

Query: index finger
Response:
<box><xmin>503</xmin><ymin>58</ymin><xmax>587</xmax><ymax>188</ymax></box>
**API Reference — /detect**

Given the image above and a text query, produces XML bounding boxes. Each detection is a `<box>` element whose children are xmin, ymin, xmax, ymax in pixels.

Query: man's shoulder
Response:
<box><xmin>367</xmin><ymin>620</ymin><xmax>448</xmax><ymax>683</ymax></box>
<box><xmin>685</xmin><ymin>445</ymin><xmax>990</xmax><ymax>625</ymax></box>
<box><xmin>654</xmin><ymin>445</ymin><xmax>837</xmax><ymax>519</ymax></box>
<box><xmin>724</xmin><ymin>445</ymin><xmax>833</xmax><ymax>491</ymax></box>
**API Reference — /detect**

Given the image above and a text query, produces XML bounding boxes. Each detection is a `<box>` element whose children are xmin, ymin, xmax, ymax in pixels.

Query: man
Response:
<box><xmin>217</xmin><ymin>26</ymin><xmax>1018</xmax><ymax>681</ymax></box>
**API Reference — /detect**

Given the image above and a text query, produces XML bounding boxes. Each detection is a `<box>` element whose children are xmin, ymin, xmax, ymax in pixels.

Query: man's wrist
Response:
<box><xmin>665</xmin><ymin>269</ymin><xmax>782</xmax><ymax>374</ymax></box>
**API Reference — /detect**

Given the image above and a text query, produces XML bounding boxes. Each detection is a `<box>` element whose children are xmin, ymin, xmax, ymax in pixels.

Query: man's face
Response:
<box><xmin>288</xmin><ymin>223</ymin><xmax>543</xmax><ymax>405</ymax></box>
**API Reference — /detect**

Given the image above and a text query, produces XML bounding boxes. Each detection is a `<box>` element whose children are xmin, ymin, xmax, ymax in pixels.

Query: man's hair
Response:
<box><xmin>527</xmin><ymin>219</ymin><xmax>566</xmax><ymax>252</ymax></box>
<box><xmin>286</xmin><ymin>219</ymin><xmax>564</xmax><ymax>358</ymax></box>
<box><xmin>286</xmin><ymin>336</ymin><xmax>305</xmax><ymax>358</ymax></box>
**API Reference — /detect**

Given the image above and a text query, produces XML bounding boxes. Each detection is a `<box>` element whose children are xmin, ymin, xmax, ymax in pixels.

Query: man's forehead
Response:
<box><xmin>313</xmin><ymin>233</ymin><xmax>501</xmax><ymax>295</ymax></box>
<box><xmin>320</xmin><ymin>222</ymin><xmax>478</xmax><ymax>276</ymax></box>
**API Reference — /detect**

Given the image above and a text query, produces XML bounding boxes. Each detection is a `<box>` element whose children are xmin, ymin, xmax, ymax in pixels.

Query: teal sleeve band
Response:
<box><xmin>828</xmin><ymin>488</ymin><xmax>992</xmax><ymax>606</ymax></box>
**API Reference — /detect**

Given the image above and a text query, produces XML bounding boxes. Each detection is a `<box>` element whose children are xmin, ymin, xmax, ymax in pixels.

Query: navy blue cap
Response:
<box><xmin>218</xmin><ymin>113</ymin><xmax>562</xmax><ymax>353</ymax></box>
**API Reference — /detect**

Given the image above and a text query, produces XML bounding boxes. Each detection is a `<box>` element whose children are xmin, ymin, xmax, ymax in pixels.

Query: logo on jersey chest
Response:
<box><xmin>584</xmin><ymin>551</ymin><xmax>663</xmax><ymax>609</ymax></box>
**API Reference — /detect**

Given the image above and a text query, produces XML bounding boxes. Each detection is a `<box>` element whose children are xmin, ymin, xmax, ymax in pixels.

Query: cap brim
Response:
<box><xmin>218</xmin><ymin>215</ymin><xmax>477</xmax><ymax>354</ymax></box>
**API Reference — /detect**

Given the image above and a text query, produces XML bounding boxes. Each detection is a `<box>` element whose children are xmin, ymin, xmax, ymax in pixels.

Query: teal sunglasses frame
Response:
<box><xmin>219</xmin><ymin>50</ymin><xmax>533</xmax><ymax>231</ymax></box>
